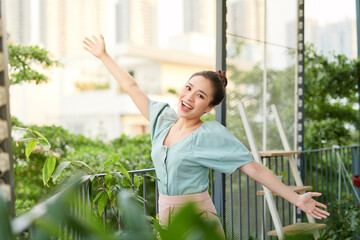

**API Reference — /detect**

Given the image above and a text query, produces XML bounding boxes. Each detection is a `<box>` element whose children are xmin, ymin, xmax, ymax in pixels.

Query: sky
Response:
<box><xmin>305</xmin><ymin>0</ymin><xmax>356</xmax><ymax>25</ymax></box>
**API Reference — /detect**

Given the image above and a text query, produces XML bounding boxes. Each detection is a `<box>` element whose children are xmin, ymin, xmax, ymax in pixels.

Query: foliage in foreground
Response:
<box><xmin>318</xmin><ymin>197</ymin><xmax>360</xmax><ymax>240</ymax></box>
<box><xmin>1</xmin><ymin>174</ymin><xmax>224</xmax><ymax>240</ymax></box>
<box><xmin>12</xmin><ymin>117</ymin><xmax>154</xmax><ymax>216</ymax></box>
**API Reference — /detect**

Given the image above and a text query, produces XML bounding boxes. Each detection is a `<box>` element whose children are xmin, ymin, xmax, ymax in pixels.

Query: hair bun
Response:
<box><xmin>217</xmin><ymin>70</ymin><xmax>228</xmax><ymax>88</ymax></box>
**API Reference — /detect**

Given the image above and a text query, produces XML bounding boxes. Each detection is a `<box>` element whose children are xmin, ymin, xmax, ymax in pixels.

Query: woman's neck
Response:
<box><xmin>175</xmin><ymin>117</ymin><xmax>203</xmax><ymax>131</ymax></box>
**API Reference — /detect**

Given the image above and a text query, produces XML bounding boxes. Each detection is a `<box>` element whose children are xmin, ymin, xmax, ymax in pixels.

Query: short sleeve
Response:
<box><xmin>193</xmin><ymin>122</ymin><xmax>254</xmax><ymax>174</ymax></box>
<box><xmin>148</xmin><ymin>100</ymin><xmax>178</xmax><ymax>142</ymax></box>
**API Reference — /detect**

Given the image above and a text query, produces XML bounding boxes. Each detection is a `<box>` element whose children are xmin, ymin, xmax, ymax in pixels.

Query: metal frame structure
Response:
<box><xmin>356</xmin><ymin>0</ymin><xmax>360</xmax><ymax>199</ymax></box>
<box><xmin>295</xmin><ymin>0</ymin><xmax>305</xmax><ymax>153</ymax></box>
<box><xmin>214</xmin><ymin>0</ymin><xmax>307</xmax><ymax>234</ymax></box>
<box><xmin>214</xmin><ymin>0</ymin><xmax>227</xmax><ymax>226</ymax></box>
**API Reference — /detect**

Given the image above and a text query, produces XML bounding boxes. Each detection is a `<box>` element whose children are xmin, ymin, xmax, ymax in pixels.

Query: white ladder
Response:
<box><xmin>238</xmin><ymin>102</ymin><xmax>326</xmax><ymax>239</ymax></box>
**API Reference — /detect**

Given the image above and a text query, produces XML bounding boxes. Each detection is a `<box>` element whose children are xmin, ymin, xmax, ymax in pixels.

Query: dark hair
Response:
<box><xmin>189</xmin><ymin>70</ymin><xmax>227</xmax><ymax>106</ymax></box>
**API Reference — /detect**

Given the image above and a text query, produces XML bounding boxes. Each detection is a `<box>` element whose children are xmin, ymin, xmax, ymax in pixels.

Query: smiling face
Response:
<box><xmin>177</xmin><ymin>75</ymin><xmax>215</xmax><ymax>120</ymax></box>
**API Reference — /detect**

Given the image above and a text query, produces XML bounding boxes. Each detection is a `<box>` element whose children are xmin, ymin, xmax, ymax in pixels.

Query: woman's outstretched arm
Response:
<box><xmin>239</xmin><ymin>162</ymin><xmax>330</xmax><ymax>220</ymax></box>
<box><xmin>83</xmin><ymin>34</ymin><xmax>150</xmax><ymax>120</ymax></box>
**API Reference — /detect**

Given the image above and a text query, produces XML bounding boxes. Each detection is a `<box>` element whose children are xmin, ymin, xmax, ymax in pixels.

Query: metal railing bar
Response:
<box><xmin>281</xmin><ymin>156</ymin><xmax>285</xmax><ymax>227</ymax></box>
<box><xmin>155</xmin><ymin>181</ymin><xmax>159</xmax><ymax>215</ymax></box>
<box><xmin>246</xmin><ymin>175</ymin><xmax>250</xmax><ymax>240</ymax></box>
<box><xmin>143</xmin><ymin>173</ymin><xmax>147</xmax><ymax>214</ymax></box>
<box><xmin>95</xmin><ymin>169</ymin><xmax>155</xmax><ymax>178</ymax></box>
<box><xmin>238</xmin><ymin>170</ymin><xmax>242</xmax><ymax>240</ymax></box>
<box><xmin>254</xmin><ymin>180</ymin><xmax>258</xmax><ymax>239</ymax></box>
<box><xmin>211</xmin><ymin>170</ymin><xmax>214</xmax><ymax>202</ymax></box>
<box><xmin>229</xmin><ymin>174</ymin><xmax>233</xmax><ymax>239</ymax></box>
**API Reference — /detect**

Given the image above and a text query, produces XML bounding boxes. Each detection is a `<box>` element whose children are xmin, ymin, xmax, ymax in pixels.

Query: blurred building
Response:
<box><xmin>227</xmin><ymin>0</ymin><xmax>265</xmax><ymax>64</ymax></box>
<box><xmin>287</xmin><ymin>18</ymin><xmax>357</xmax><ymax>59</ymax></box>
<box><xmin>7</xmin><ymin>0</ymin><xmax>215</xmax><ymax>140</ymax></box>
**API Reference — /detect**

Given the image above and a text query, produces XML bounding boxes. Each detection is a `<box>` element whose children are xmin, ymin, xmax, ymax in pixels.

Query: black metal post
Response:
<box><xmin>297</xmin><ymin>0</ymin><xmax>305</xmax><ymax>222</ymax></box>
<box><xmin>214</xmin><ymin>0</ymin><xmax>226</xmax><ymax>228</ymax></box>
<box><xmin>356</xmin><ymin>0</ymin><xmax>360</xmax><ymax>203</ymax></box>
<box><xmin>351</xmin><ymin>147</ymin><xmax>360</xmax><ymax>197</ymax></box>
<box><xmin>356</xmin><ymin>0</ymin><xmax>360</xmax><ymax>145</ymax></box>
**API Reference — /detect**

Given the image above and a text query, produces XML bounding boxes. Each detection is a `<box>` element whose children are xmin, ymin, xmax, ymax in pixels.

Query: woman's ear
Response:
<box><xmin>205</xmin><ymin>105</ymin><xmax>215</xmax><ymax>114</ymax></box>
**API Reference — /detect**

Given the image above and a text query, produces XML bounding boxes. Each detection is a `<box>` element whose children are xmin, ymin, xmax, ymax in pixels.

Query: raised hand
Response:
<box><xmin>83</xmin><ymin>34</ymin><xmax>107</xmax><ymax>59</ymax></box>
<box><xmin>296</xmin><ymin>192</ymin><xmax>330</xmax><ymax>219</ymax></box>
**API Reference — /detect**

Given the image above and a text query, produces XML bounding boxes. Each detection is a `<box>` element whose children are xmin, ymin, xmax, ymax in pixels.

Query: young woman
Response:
<box><xmin>83</xmin><ymin>35</ymin><xmax>329</xmax><ymax>236</ymax></box>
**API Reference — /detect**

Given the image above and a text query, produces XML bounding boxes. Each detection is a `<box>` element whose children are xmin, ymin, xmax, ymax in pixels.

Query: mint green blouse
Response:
<box><xmin>149</xmin><ymin>100</ymin><xmax>254</xmax><ymax>196</ymax></box>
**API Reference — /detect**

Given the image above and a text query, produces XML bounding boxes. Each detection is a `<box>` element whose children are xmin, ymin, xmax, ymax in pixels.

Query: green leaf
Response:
<box><xmin>11</xmin><ymin>126</ymin><xmax>27</xmax><ymax>131</ymax></box>
<box><xmin>73</xmin><ymin>161</ymin><xmax>95</xmax><ymax>174</ymax></box>
<box><xmin>52</xmin><ymin>161</ymin><xmax>71</xmax><ymax>183</ymax></box>
<box><xmin>103</xmin><ymin>159</ymin><xmax>113</xmax><ymax>168</ymax></box>
<box><xmin>42</xmin><ymin>156</ymin><xmax>56</xmax><ymax>186</ymax></box>
<box><xmin>117</xmin><ymin>163</ymin><xmax>131</xmax><ymax>180</ymax></box>
<box><xmin>97</xmin><ymin>192</ymin><xmax>108</xmax><ymax>217</ymax></box>
<box><xmin>38</xmin><ymin>139</ymin><xmax>50</xmax><ymax>152</ymax></box>
<box><xmin>25</xmin><ymin>139</ymin><xmax>38</xmax><ymax>158</ymax></box>
<box><xmin>145</xmin><ymin>174</ymin><xmax>160</xmax><ymax>182</ymax></box>
<box><xmin>133</xmin><ymin>176</ymin><xmax>143</xmax><ymax>189</ymax></box>
<box><xmin>120</xmin><ymin>178</ymin><xmax>132</xmax><ymax>188</ymax></box>
<box><xmin>93</xmin><ymin>191</ymin><xmax>103</xmax><ymax>205</ymax></box>
<box><xmin>104</xmin><ymin>173</ymin><xmax>112</xmax><ymax>187</ymax></box>
<box><xmin>89</xmin><ymin>175</ymin><xmax>96</xmax><ymax>182</ymax></box>
<box><xmin>33</xmin><ymin>130</ymin><xmax>51</xmax><ymax>147</ymax></box>
<box><xmin>104</xmin><ymin>154</ymin><xmax>119</xmax><ymax>167</ymax></box>
<box><xmin>17</xmin><ymin>138</ymin><xmax>36</xmax><ymax>142</ymax></box>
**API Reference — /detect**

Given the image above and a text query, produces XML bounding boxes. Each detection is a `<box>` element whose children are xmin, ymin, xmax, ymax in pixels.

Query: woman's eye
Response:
<box><xmin>197</xmin><ymin>94</ymin><xmax>204</xmax><ymax>99</ymax></box>
<box><xmin>186</xmin><ymin>86</ymin><xmax>191</xmax><ymax>90</ymax></box>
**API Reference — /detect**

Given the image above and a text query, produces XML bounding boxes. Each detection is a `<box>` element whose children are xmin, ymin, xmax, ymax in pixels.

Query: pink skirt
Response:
<box><xmin>158</xmin><ymin>190</ymin><xmax>225</xmax><ymax>238</ymax></box>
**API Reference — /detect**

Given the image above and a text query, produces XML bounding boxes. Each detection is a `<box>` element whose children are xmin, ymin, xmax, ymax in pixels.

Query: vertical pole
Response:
<box><xmin>296</xmin><ymin>0</ymin><xmax>305</xmax><ymax>222</ymax></box>
<box><xmin>262</xmin><ymin>0</ymin><xmax>267</xmax><ymax>151</ymax></box>
<box><xmin>214</xmin><ymin>0</ymin><xmax>226</xmax><ymax>228</ymax></box>
<box><xmin>351</xmin><ymin>147</ymin><xmax>360</xmax><ymax>199</ymax></box>
<box><xmin>356</xmin><ymin>0</ymin><xmax>360</xmax><ymax>144</ymax></box>
<box><xmin>296</xmin><ymin>0</ymin><xmax>305</xmax><ymax>155</ymax></box>
<box><xmin>355</xmin><ymin>4</ymin><xmax>360</xmax><ymax>237</ymax></box>
<box><xmin>0</xmin><ymin>0</ymin><xmax>16</xmax><ymax>217</ymax></box>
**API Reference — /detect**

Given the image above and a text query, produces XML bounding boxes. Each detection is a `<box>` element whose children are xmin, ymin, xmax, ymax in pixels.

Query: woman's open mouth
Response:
<box><xmin>181</xmin><ymin>101</ymin><xmax>193</xmax><ymax>112</ymax></box>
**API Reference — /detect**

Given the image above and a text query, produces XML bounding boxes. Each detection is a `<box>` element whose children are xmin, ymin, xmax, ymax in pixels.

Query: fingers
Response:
<box><xmin>312</xmin><ymin>208</ymin><xmax>329</xmax><ymax>219</ymax></box>
<box><xmin>310</xmin><ymin>192</ymin><xmax>322</xmax><ymax>197</ymax></box>
<box><xmin>316</xmin><ymin>207</ymin><xmax>330</xmax><ymax>217</ymax></box>
<box><xmin>315</xmin><ymin>201</ymin><xmax>327</xmax><ymax>209</ymax></box>
<box><xmin>92</xmin><ymin>35</ymin><xmax>99</xmax><ymax>43</ymax></box>
<box><xmin>84</xmin><ymin>37</ymin><xmax>95</xmax><ymax>46</ymax></box>
<box><xmin>83</xmin><ymin>40</ymin><xmax>92</xmax><ymax>49</ymax></box>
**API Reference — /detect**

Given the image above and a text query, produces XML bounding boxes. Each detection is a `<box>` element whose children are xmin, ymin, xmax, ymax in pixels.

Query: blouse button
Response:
<box><xmin>164</xmin><ymin>183</ymin><xmax>167</xmax><ymax>187</ymax></box>
<box><xmin>163</xmin><ymin>164</ymin><xmax>165</xmax><ymax>169</ymax></box>
<box><xmin>164</xmin><ymin>147</ymin><xmax>167</xmax><ymax>152</ymax></box>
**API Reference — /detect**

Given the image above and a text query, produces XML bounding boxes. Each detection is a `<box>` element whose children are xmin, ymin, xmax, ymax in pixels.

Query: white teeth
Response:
<box><xmin>182</xmin><ymin>101</ymin><xmax>193</xmax><ymax>109</ymax></box>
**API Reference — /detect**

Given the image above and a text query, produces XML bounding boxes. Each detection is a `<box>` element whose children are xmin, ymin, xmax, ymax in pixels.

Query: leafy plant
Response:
<box><xmin>14</xmin><ymin>125</ymin><xmax>145</xmax><ymax>230</ymax></box>
<box><xmin>8</xmin><ymin>44</ymin><xmax>60</xmax><ymax>85</ymax></box>
<box><xmin>304</xmin><ymin>44</ymin><xmax>360</xmax><ymax>149</ymax></box>
<box><xmin>319</xmin><ymin>197</ymin><xmax>360</xmax><ymax>240</ymax></box>
<box><xmin>2</xmin><ymin>171</ymin><xmax>226</xmax><ymax>240</ymax></box>
<box><xmin>12</xmin><ymin>116</ymin><xmax>155</xmax><ymax>216</ymax></box>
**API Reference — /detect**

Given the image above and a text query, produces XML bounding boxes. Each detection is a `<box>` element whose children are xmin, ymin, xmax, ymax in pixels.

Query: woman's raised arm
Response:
<box><xmin>239</xmin><ymin>162</ymin><xmax>330</xmax><ymax>220</ymax></box>
<box><xmin>83</xmin><ymin>34</ymin><xmax>150</xmax><ymax>120</ymax></box>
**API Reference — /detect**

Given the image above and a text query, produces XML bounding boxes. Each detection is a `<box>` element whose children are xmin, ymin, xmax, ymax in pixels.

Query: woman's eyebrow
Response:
<box><xmin>188</xmin><ymin>82</ymin><xmax>208</xmax><ymax>97</ymax></box>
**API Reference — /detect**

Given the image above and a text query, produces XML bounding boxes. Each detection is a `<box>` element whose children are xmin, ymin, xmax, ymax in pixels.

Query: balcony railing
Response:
<box><xmin>11</xmin><ymin>145</ymin><xmax>360</xmax><ymax>239</ymax></box>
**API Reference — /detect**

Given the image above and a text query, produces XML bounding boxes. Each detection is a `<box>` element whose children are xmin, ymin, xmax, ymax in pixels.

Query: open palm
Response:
<box><xmin>296</xmin><ymin>192</ymin><xmax>330</xmax><ymax>219</ymax></box>
<box><xmin>83</xmin><ymin>34</ymin><xmax>106</xmax><ymax>59</ymax></box>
